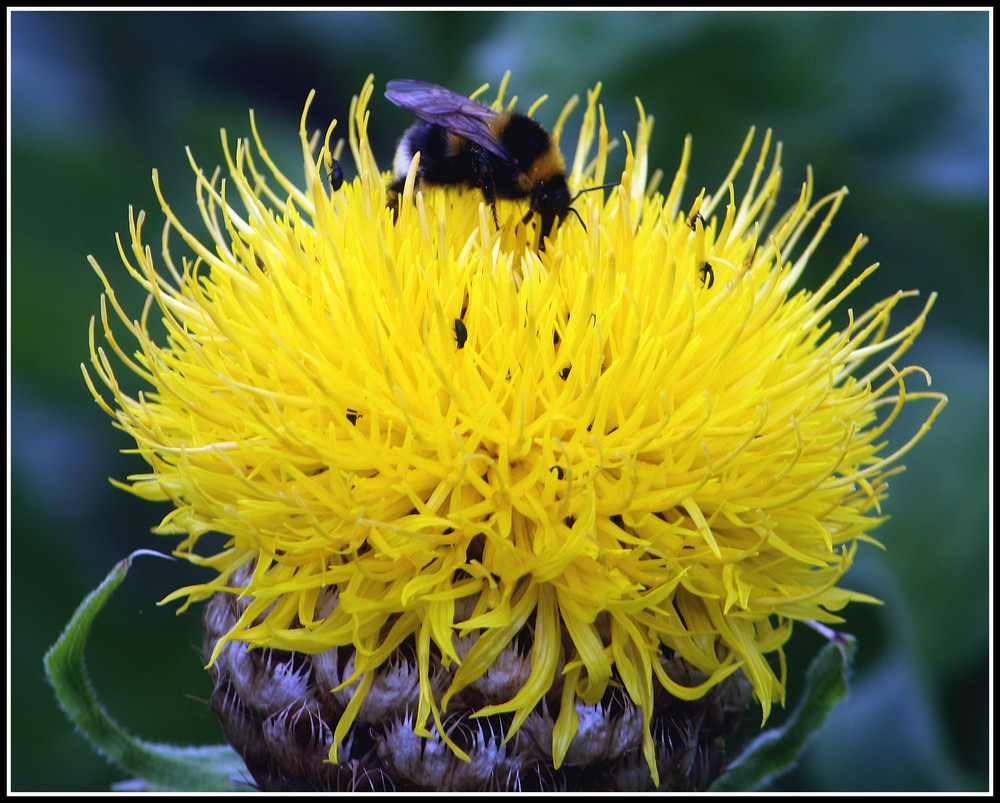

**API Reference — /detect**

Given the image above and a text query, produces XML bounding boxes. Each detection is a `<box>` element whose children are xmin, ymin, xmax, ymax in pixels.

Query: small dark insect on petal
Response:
<box><xmin>688</xmin><ymin>212</ymin><xmax>706</xmax><ymax>231</ymax></box>
<box><xmin>454</xmin><ymin>318</ymin><xmax>468</xmax><ymax>349</ymax></box>
<box><xmin>346</xmin><ymin>409</ymin><xmax>362</xmax><ymax>425</ymax></box>
<box><xmin>327</xmin><ymin>157</ymin><xmax>344</xmax><ymax>191</ymax></box>
<box><xmin>699</xmin><ymin>261</ymin><xmax>715</xmax><ymax>289</ymax></box>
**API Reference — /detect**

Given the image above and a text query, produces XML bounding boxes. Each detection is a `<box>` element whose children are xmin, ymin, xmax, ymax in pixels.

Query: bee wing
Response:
<box><xmin>385</xmin><ymin>79</ymin><xmax>513</xmax><ymax>162</ymax></box>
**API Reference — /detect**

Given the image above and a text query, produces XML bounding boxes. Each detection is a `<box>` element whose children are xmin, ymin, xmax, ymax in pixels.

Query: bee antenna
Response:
<box><xmin>569</xmin><ymin>182</ymin><xmax>618</xmax><ymax>205</ymax></box>
<box><xmin>569</xmin><ymin>205</ymin><xmax>588</xmax><ymax>232</ymax></box>
<box><xmin>567</xmin><ymin>182</ymin><xmax>618</xmax><ymax>233</ymax></box>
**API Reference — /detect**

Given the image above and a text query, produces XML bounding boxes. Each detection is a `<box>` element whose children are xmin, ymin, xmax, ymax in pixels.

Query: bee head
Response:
<box><xmin>527</xmin><ymin>180</ymin><xmax>617</xmax><ymax>248</ymax></box>
<box><xmin>525</xmin><ymin>175</ymin><xmax>573</xmax><ymax>242</ymax></box>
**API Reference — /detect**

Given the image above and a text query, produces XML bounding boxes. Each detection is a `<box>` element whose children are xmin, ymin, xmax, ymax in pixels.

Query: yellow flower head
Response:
<box><xmin>85</xmin><ymin>74</ymin><xmax>945</xmax><ymax>783</ymax></box>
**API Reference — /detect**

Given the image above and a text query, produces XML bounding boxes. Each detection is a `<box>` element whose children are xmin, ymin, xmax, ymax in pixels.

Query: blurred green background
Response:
<box><xmin>10</xmin><ymin>10</ymin><xmax>989</xmax><ymax>792</ymax></box>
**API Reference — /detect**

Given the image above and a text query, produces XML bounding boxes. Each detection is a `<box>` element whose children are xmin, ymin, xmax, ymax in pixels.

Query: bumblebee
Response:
<box><xmin>385</xmin><ymin>79</ymin><xmax>601</xmax><ymax>247</ymax></box>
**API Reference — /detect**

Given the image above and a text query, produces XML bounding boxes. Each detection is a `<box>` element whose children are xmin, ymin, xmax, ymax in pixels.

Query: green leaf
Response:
<box><xmin>43</xmin><ymin>551</ymin><xmax>248</xmax><ymax>791</ymax></box>
<box><xmin>709</xmin><ymin>631</ymin><xmax>856</xmax><ymax>792</ymax></box>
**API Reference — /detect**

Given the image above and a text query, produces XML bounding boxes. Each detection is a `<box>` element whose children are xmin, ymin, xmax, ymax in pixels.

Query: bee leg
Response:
<box><xmin>537</xmin><ymin>210</ymin><xmax>558</xmax><ymax>246</ymax></box>
<box><xmin>471</xmin><ymin>147</ymin><xmax>500</xmax><ymax>228</ymax></box>
<box><xmin>523</xmin><ymin>183</ymin><xmax>542</xmax><ymax>227</ymax></box>
<box><xmin>385</xmin><ymin>174</ymin><xmax>407</xmax><ymax>223</ymax></box>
